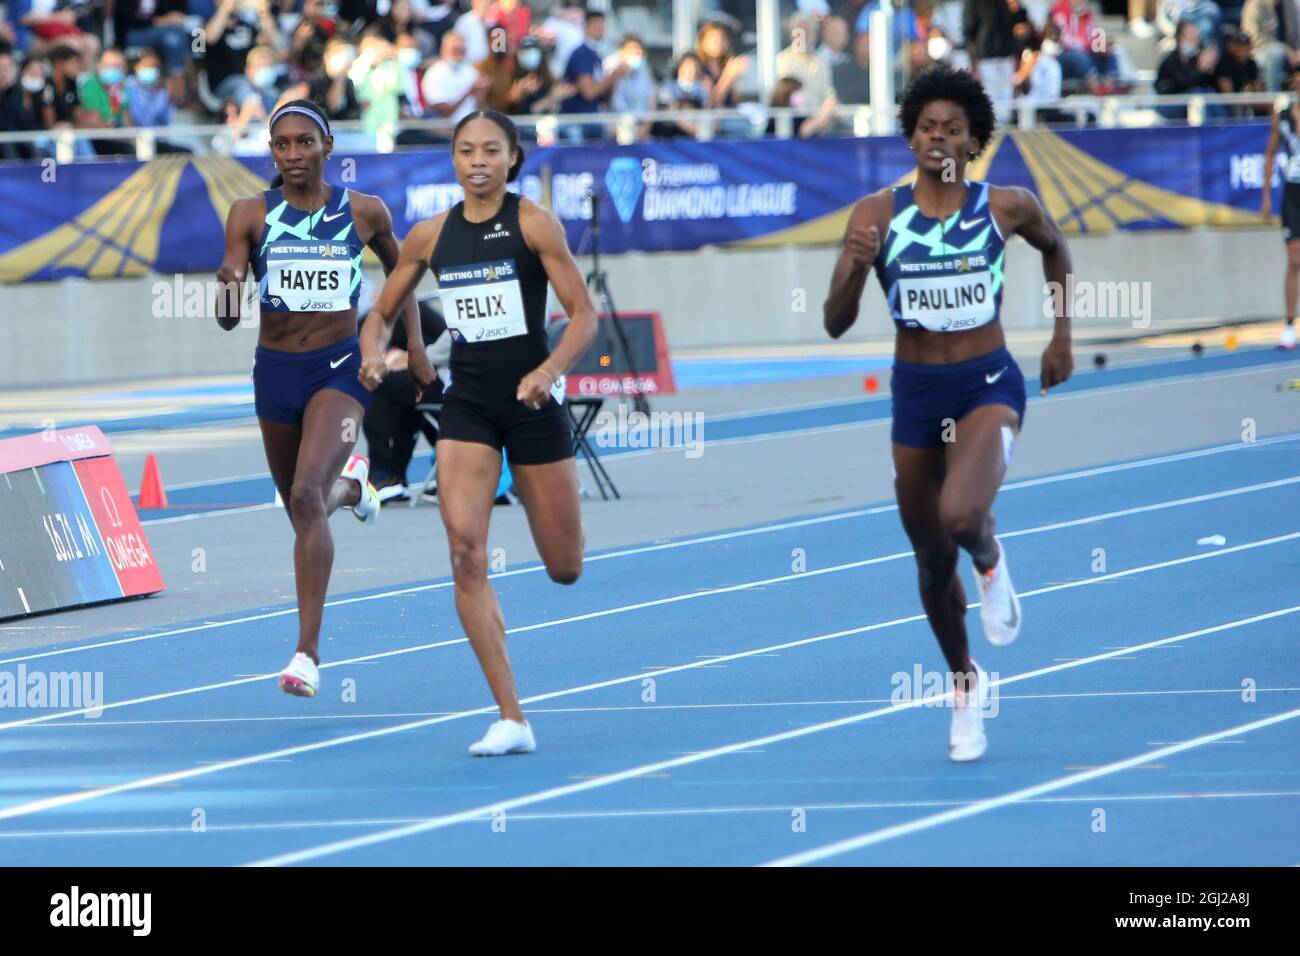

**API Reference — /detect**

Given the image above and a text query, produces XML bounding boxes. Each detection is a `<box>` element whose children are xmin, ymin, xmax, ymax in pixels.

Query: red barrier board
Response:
<box><xmin>0</xmin><ymin>427</ymin><xmax>164</xmax><ymax>620</ymax></box>
<box><xmin>552</xmin><ymin>311</ymin><xmax>677</xmax><ymax>398</ymax></box>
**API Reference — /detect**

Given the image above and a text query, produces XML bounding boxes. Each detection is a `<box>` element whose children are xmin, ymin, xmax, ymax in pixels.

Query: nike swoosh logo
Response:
<box><xmin>329</xmin><ymin>352</ymin><xmax>353</xmax><ymax>369</ymax></box>
<box><xmin>959</xmin><ymin>217</ymin><xmax>985</xmax><ymax>230</ymax></box>
<box><xmin>322</xmin><ymin>212</ymin><xmax>345</xmax><ymax>222</ymax></box>
<box><xmin>985</xmin><ymin>367</ymin><xmax>1007</xmax><ymax>384</ymax></box>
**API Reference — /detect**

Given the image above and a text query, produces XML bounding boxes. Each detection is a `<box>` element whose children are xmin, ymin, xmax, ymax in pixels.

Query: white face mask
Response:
<box><xmin>398</xmin><ymin>48</ymin><xmax>420</xmax><ymax>68</ymax></box>
<box><xmin>22</xmin><ymin>75</ymin><xmax>45</xmax><ymax>93</ymax></box>
<box><xmin>927</xmin><ymin>36</ymin><xmax>951</xmax><ymax>61</ymax></box>
<box><xmin>519</xmin><ymin>49</ymin><xmax>542</xmax><ymax>71</ymax></box>
<box><xmin>1040</xmin><ymin>39</ymin><xmax>1061</xmax><ymax>57</ymax></box>
<box><xmin>624</xmin><ymin>53</ymin><xmax>643</xmax><ymax>71</ymax></box>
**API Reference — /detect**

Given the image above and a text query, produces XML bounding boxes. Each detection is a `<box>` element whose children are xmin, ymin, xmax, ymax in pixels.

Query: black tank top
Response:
<box><xmin>430</xmin><ymin>191</ymin><xmax>551</xmax><ymax>405</ymax></box>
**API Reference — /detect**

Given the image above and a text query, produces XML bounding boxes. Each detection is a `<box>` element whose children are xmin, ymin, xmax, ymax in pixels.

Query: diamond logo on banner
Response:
<box><xmin>604</xmin><ymin>158</ymin><xmax>643</xmax><ymax>224</ymax></box>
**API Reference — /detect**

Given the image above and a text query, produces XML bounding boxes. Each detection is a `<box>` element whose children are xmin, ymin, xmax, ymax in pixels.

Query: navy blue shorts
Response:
<box><xmin>890</xmin><ymin>346</ymin><xmax>1027</xmax><ymax>449</ymax></box>
<box><xmin>252</xmin><ymin>335</ymin><xmax>372</xmax><ymax>425</ymax></box>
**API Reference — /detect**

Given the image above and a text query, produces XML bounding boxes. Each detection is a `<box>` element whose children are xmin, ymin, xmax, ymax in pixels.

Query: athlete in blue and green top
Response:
<box><xmin>214</xmin><ymin>99</ymin><xmax>435</xmax><ymax>699</ymax></box>
<box><xmin>823</xmin><ymin>65</ymin><xmax>1075</xmax><ymax>763</ymax></box>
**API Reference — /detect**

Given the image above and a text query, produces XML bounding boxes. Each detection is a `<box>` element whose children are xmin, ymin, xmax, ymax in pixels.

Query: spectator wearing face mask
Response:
<box><xmin>0</xmin><ymin>50</ymin><xmax>44</xmax><ymax>158</ymax></box>
<box><xmin>422</xmin><ymin>28</ymin><xmax>490</xmax><ymax>127</ymax></box>
<box><xmin>354</xmin><ymin>35</ymin><xmax>406</xmax><ymax>134</ymax></box>
<box><xmin>303</xmin><ymin>36</ymin><xmax>361</xmax><ymax>120</ymax></box>
<box><xmin>507</xmin><ymin>34</ymin><xmax>572</xmax><ymax>120</ymax></box>
<box><xmin>80</xmin><ymin>48</ymin><xmax>135</xmax><ymax>154</ymax></box>
<box><xmin>606</xmin><ymin>33</ymin><xmax>653</xmax><ymax>114</ymax></box>
<box><xmin>1156</xmin><ymin>20</ymin><xmax>1227</xmax><ymax>118</ymax></box>
<box><xmin>114</xmin><ymin>0</ymin><xmax>191</xmax><ymax>105</ymax></box>
<box><xmin>818</xmin><ymin>16</ymin><xmax>851</xmax><ymax>69</ymax></box>
<box><xmin>125</xmin><ymin>49</ymin><xmax>172</xmax><ymax>126</ymax></box>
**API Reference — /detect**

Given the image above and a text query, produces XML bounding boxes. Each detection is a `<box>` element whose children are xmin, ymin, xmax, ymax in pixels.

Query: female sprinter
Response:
<box><xmin>1261</xmin><ymin>79</ymin><xmax>1300</xmax><ymax>351</ymax></box>
<box><xmin>823</xmin><ymin>66</ymin><xmax>1074</xmax><ymax>761</ymax></box>
<box><xmin>358</xmin><ymin>110</ymin><xmax>597</xmax><ymax>756</ymax></box>
<box><xmin>214</xmin><ymin>98</ymin><xmax>434</xmax><ymax>698</ymax></box>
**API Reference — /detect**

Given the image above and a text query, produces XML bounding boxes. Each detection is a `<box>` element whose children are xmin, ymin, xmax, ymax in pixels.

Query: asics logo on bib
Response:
<box><xmin>330</xmin><ymin>352</ymin><xmax>353</xmax><ymax>369</ymax></box>
<box><xmin>985</xmin><ymin>367</ymin><xmax>1007</xmax><ymax>384</ymax></box>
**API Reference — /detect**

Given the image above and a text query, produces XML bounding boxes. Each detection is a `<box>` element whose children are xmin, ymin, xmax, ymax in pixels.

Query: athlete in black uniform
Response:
<box><xmin>215</xmin><ymin>99</ymin><xmax>434</xmax><ymax>698</ymax></box>
<box><xmin>1262</xmin><ymin>80</ymin><xmax>1300</xmax><ymax>350</ymax></box>
<box><xmin>359</xmin><ymin>110</ymin><xmax>597</xmax><ymax>756</ymax></box>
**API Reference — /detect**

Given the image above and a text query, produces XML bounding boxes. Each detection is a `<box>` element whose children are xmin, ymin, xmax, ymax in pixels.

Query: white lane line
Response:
<box><xmin>762</xmin><ymin>706</ymin><xmax>1300</xmax><ymax>867</ymax></box>
<box><xmin>5</xmin><ymin>789</ymin><xmax>1299</xmax><ymax>841</ymax></box>
<box><xmin>0</xmin><ymin>485</ymin><xmax>1295</xmax><ymax>734</ymax></box>
<box><xmin>10</xmin><ymin>438</ymin><xmax>1299</xmax><ymax>666</ymax></box>
<box><xmin>242</xmin><ymin>605</ymin><xmax>1300</xmax><ymax>867</ymax></box>
<box><xmin>0</xmin><ymin>595</ymin><xmax>1295</xmax><ymax>830</ymax></box>
<box><xmin>23</xmin><ymin>686</ymin><xmax>1300</xmax><ymax>729</ymax></box>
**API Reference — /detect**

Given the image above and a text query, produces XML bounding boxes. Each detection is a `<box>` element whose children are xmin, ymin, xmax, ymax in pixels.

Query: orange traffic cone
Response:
<box><xmin>138</xmin><ymin>454</ymin><xmax>169</xmax><ymax>509</ymax></box>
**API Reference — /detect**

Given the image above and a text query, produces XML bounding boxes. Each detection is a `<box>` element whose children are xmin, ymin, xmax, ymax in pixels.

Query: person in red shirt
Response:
<box><xmin>1049</xmin><ymin>0</ymin><xmax>1119</xmax><ymax>91</ymax></box>
<box><xmin>487</xmin><ymin>0</ymin><xmax>531</xmax><ymax>50</ymax></box>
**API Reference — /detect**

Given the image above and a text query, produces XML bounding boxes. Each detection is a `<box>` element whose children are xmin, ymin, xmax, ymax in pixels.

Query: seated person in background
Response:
<box><xmin>507</xmin><ymin>35</ymin><xmax>573</xmax><ymax>119</ymax></box>
<box><xmin>125</xmin><ymin>49</ymin><xmax>173</xmax><ymax>127</ymax></box>
<box><xmin>80</xmin><ymin>47</ymin><xmax>134</xmax><ymax>153</ymax></box>
<box><xmin>832</xmin><ymin>26</ymin><xmax>871</xmax><ymax>105</ymax></box>
<box><xmin>362</xmin><ymin>298</ymin><xmax>448</xmax><ymax>504</ymax></box>
<box><xmin>0</xmin><ymin>49</ymin><xmax>48</xmax><ymax>159</ymax></box>
<box><xmin>1156</xmin><ymin>20</ymin><xmax>1227</xmax><ymax>118</ymax></box>
<box><xmin>1215</xmin><ymin>30</ymin><xmax>1266</xmax><ymax>115</ymax></box>
<box><xmin>1242</xmin><ymin>0</ymin><xmax>1300</xmax><ymax>92</ymax></box>
<box><xmin>114</xmin><ymin>0</ymin><xmax>191</xmax><ymax>106</ymax></box>
<box><xmin>12</xmin><ymin>0</ymin><xmax>101</xmax><ymax>64</ymax></box>
<box><xmin>764</xmin><ymin>74</ymin><xmax>838</xmax><ymax>138</ymax></box>
<box><xmin>651</xmin><ymin>52</ymin><xmax>710</xmax><ymax>139</ymax></box>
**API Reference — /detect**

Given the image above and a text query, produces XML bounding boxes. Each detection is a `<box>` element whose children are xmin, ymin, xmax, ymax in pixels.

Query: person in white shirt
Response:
<box><xmin>421</xmin><ymin>28</ymin><xmax>491</xmax><ymax>125</ymax></box>
<box><xmin>604</xmin><ymin>33</ymin><xmax>654</xmax><ymax>113</ymax></box>
<box><xmin>455</xmin><ymin>0</ymin><xmax>492</xmax><ymax>66</ymax></box>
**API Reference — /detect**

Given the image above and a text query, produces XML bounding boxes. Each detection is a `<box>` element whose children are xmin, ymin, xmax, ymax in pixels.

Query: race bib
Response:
<box><xmin>896</xmin><ymin>253</ymin><xmax>995</xmax><ymax>332</ymax></box>
<box><xmin>266</xmin><ymin>240</ymin><xmax>353</xmax><ymax>312</ymax></box>
<box><xmin>437</xmin><ymin>258</ymin><xmax>528</xmax><ymax>344</ymax></box>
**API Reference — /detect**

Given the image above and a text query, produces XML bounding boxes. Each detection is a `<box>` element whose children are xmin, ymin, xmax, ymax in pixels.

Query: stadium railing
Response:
<box><xmin>0</xmin><ymin>92</ymin><xmax>1278</xmax><ymax>164</ymax></box>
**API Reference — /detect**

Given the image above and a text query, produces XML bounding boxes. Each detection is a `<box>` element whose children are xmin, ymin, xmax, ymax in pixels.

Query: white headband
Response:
<box><xmin>270</xmin><ymin>106</ymin><xmax>330</xmax><ymax>137</ymax></box>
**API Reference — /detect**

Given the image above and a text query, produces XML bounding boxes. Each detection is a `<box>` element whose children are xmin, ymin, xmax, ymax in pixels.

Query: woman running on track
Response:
<box><xmin>215</xmin><ymin>98</ymin><xmax>434</xmax><ymax>698</ymax></box>
<box><xmin>359</xmin><ymin>109</ymin><xmax>597</xmax><ymax>756</ymax></box>
<box><xmin>823</xmin><ymin>66</ymin><xmax>1074</xmax><ymax>761</ymax></box>
<box><xmin>1261</xmin><ymin>79</ymin><xmax>1300</xmax><ymax>351</ymax></box>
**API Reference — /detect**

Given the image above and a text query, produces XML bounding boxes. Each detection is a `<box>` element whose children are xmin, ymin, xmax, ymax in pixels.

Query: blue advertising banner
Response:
<box><xmin>0</xmin><ymin>124</ymin><xmax>1277</xmax><ymax>283</ymax></box>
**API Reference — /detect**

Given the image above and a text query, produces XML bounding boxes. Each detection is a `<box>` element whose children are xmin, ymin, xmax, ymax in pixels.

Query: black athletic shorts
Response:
<box><xmin>438</xmin><ymin>392</ymin><xmax>574</xmax><ymax>466</ymax></box>
<box><xmin>1283</xmin><ymin>182</ymin><xmax>1300</xmax><ymax>242</ymax></box>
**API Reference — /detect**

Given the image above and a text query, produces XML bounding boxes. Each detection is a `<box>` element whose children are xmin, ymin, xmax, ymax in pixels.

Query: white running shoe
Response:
<box><xmin>949</xmin><ymin>660</ymin><xmax>990</xmax><ymax>762</ymax></box>
<box><xmin>341</xmin><ymin>454</ymin><xmax>380</xmax><ymax>524</ymax></box>
<box><xmin>974</xmin><ymin>539</ymin><xmax>1022</xmax><ymax>647</ymax></box>
<box><xmin>376</xmin><ymin>483</ymin><xmax>410</xmax><ymax>505</ymax></box>
<box><xmin>468</xmin><ymin>719</ymin><xmax>536</xmax><ymax>756</ymax></box>
<box><xmin>279</xmin><ymin>652</ymin><xmax>319</xmax><ymax>698</ymax></box>
<box><xmin>1279</xmin><ymin>325</ymin><xmax>1297</xmax><ymax>351</ymax></box>
<box><xmin>1128</xmin><ymin>18</ymin><xmax>1155</xmax><ymax>38</ymax></box>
